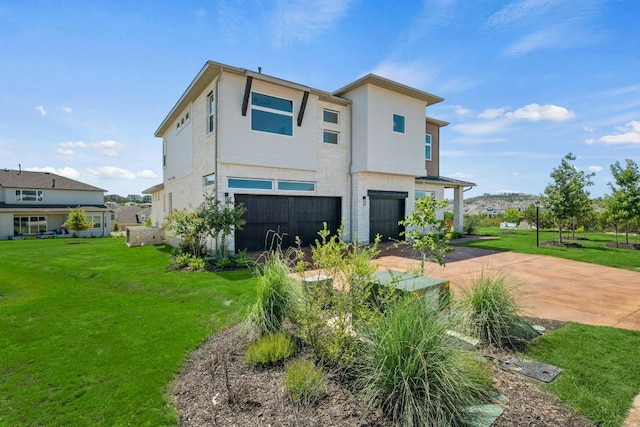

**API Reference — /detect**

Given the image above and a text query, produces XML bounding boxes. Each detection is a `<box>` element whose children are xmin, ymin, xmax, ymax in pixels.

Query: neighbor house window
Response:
<box><xmin>228</xmin><ymin>178</ymin><xmax>273</xmax><ymax>190</ymax></box>
<box><xmin>15</xmin><ymin>189</ymin><xmax>43</xmax><ymax>202</ymax></box>
<box><xmin>251</xmin><ymin>92</ymin><xmax>293</xmax><ymax>136</ymax></box>
<box><xmin>203</xmin><ymin>173</ymin><xmax>215</xmax><ymax>187</ymax></box>
<box><xmin>13</xmin><ymin>216</ymin><xmax>47</xmax><ymax>234</ymax></box>
<box><xmin>208</xmin><ymin>92</ymin><xmax>215</xmax><ymax>133</ymax></box>
<box><xmin>323</xmin><ymin>130</ymin><xmax>339</xmax><ymax>144</ymax></box>
<box><xmin>425</xmin><ymin>134</ymin><xmax>432</xmax><ymax>161</ymax></box>
<box><xmin>415</xmin><ymin>191</ymin><xmax>435</xmax><ymax>200</ymax></box>
<box><xmin>393</xmin><ymin>114</ymin><xmax>405</xmax><ymax>133</ymax></box>
<box><xmin>323</xmin><ymin>109</ymin><xmax>339</xmax><ymax>124</ymax></box>
<box><xmin>86</xmin><ymin>215</ymin><xmax>101</xmax><ymax>229</ymax></box>
<box><xmin>277</xmin><ymin>181</ymin><xmax>315</xmax><ymax>191</ymax></box>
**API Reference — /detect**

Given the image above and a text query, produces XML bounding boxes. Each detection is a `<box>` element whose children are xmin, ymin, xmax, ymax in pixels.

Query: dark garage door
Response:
<box><xmin>235</xmin><ymin>195</ymin><xmax>341</xmax><ymax>251</ymax></box>
<box><xmin>369</xmin><ymin>191</ymin><xmax>406</xmax><ymax>243</ymax></box>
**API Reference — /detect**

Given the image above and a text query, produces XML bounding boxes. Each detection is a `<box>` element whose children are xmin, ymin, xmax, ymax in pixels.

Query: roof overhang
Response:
<box><xmin>333</xmin><ymin>74</ymin><xmax>444</xmax><ymax>106</ymax></box>
<box><xmin>142</xmin><ymin>183</ymin><xmax>164</xmax><ymax>194</ymax></box>
<box><xmin>416</xmin><ymin>175</ymin><xmax>476</xmax><ymax>188</ymax></box>
<box><xmin>0</xmin><ymin>204</ymin><xmax>112</xmax><ymax>213</ymax></box>
<box><xmin>426</xmin><ymin>116</ymin><xmax>449</xmax><ymax>127</ymax></box>
<box><xmin>155</xmin><ymin>60</ymin><xmax>351</xmax><ymax>137</ymax></box>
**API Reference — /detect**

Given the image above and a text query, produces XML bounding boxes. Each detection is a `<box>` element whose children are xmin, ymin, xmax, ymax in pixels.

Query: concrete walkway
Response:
<box><xmin>373</xmin><ymin>242</ymin><xmax>640</xmax><ymax>426</ymax></box>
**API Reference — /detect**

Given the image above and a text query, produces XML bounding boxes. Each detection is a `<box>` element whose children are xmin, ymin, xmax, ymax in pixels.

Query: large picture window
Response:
<box><xmin>425</xmin><ymin>134</ymin><xmax>432</xmax><ymax>160</ymax></box>
<box><xmin>87</xmin><ymin>215</ymin><xmax>101</xmax><ymax>229</ymax></box>
<box><xmin>251</xmin><ymin>92</ymin><xmax>293</xmax><ymax>136</ymax></box>
<box><xmin>15</xmin><ymin>189</ymin><xmax>43</xmax><ymax>202</ymax></box>
<box><xmin>13</xmin><ymin>216</ymin><xmax>47</xmax><ymax>235</ymax></box>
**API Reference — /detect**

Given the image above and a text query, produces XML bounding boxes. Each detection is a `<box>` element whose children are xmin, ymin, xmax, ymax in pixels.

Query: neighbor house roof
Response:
<box><xmin>142</xmin><ymin>183</ymin><xmax>164</xmax><ymax>194</ymax></box>
<box><xmin>416</xmin><ymin>175</ymin><xmax>476</xmax><ymax>188</ymax></box>
<box><xmin>0</xmin><ymin>169</ymin><xmax>106</xmax><ymax>192</ymax></box>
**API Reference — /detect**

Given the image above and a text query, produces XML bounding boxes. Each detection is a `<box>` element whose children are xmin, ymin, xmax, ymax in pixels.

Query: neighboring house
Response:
<box><xmin>0</xmin><ymin>169</ymin><xmax>111</xmax><ymax>239</ymax></box>
<box><xmin>113</xmin><ymin>205</ymin><xmax>151</xmax><ymax>231</ymax></box>
<box><xmin>146</xmin><ymin>60</ymin><xmax>475</xmax><ymax>252</ymax></box>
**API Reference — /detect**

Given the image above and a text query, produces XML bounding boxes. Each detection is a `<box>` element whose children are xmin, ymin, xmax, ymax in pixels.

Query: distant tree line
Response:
<box><xmin>463</xmin><ymin>154</ymin><xmax>640</xmax><ymax>247</ymax></box>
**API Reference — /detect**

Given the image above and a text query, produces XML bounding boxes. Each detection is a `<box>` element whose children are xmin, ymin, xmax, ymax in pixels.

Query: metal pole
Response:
<box><xmin>536</xmin><ymin>205</ymin><xmax>540</xmax><ymax>247</ymax></box>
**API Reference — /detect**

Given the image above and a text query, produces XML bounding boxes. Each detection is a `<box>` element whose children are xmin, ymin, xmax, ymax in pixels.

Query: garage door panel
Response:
<box><xmin>235</xmin><ymin>195</ymin><xmax>340</xmax><ymax>252</ymax></box>
<box><xmin>369</xmin><ymin>197</ymin><xmax>405</xmax><ymax>242</ymax></box>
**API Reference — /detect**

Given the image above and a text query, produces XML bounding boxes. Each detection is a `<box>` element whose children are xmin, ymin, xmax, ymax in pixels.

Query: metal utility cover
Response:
<box><xmin>499</xmin><ymin>357</ymin><xmax>563</xmax><ymax>383</ymax></box>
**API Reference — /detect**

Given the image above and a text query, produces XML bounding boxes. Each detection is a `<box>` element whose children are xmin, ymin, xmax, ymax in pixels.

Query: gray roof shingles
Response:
<box><xmin>0</xmin><ymin>169</ymin><xmax>106</xmax><ymax>192</ymax></box>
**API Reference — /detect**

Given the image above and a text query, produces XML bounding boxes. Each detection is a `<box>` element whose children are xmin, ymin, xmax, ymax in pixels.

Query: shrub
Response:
<box><xmin>215</xmin><ymin>256</ymin><xmax>233</xmax><ymax>270</ymax></box>
<box><xmin>452</xmin><ymin>270</ymin><xmax>534</xmax><ymax>347</ymax></box>
<box><xmin>233</xmin><ymin>250</ymin><xmax>254</xmax><ymax>268</ymax></box>
<box><xmin>283</xmin><ymin>359</ymin><xmax>327</xmax><ymax>404</ymax></box>
<box><xmin>353</xmin><ymin>297</ymin><xmax>492</xmax><ymax>426</ymax></box>
<box><xmin>244</xmin><ymin>332</ymin><xmax>296</xmax><ymax>365</ymax></box>
<box><xmin>247</xmin><ymin>251</ymin><xmax>299</xmax><ymax>335</ymax></box>
<box><xmin>175</xmin><ymin>253</ymin><xmax>206</xmax><ymax>271</ymax></box>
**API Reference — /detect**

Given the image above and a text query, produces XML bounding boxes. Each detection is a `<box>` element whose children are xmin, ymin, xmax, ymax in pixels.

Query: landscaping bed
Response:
<box><xmin>173</xmin><ymin>319</ymin><xmax>594</xmax><ymax>427</ymax></box>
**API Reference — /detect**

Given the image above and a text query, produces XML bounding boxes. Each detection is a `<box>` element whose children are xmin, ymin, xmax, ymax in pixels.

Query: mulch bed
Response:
<box><xmin>173</xmin><ymin>318</ymin><xmax>594</xmax><ymax>427</ymax></box>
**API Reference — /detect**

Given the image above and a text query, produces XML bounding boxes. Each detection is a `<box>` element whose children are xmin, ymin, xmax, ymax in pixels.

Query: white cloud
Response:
<box><xmin>89</xmin><ymin>140</ymin><xmax>124</xmax><ymax>157</ymax></box>
<box><xmin>588</xmin><ymin>166</ymin><xmax>603</xmax><ymax>172</ymax></box>
<box><xmin>451</xmin><ymin>172</ymin><xmax>475</xmax><ymax>179</ymax></box>
<box><xmin>584</xmin><ymin>126</ymin><xmax>595</xmax><ymax>133</ymax></box>
<box><xmin>270</xmin><ymin>0</ymin><xmax>354</xmax><ymax>47</ymax></box>
<box><xmin>452</xmin><ymin>119</ymin><xmax>509</xmax><ymax>135</ymax></box>
<box><xmin>600</xmin><ymin>120</ymin><xmax>640</xmax><ymax>145</ymax></box>
<box><xmin>585</xmin><ymin>138</ymin><xmax>595</xmax><ymax>145</ymax></box>
<box><xmin>60</xmin><ymin>141</ymin><xmax>87</xmax><ymax>148</ymax></box>
<box><xmin>478</xmin><ymin>108</ymin><xmax>506</xmax><ymax>120</ymax></box>
<box><xmin>452</xmin><ymin>105</ymin><xmax>474</xmax><ymax>117</ymax></box>
<box><xmin>369</xmin><ymin>59</ymin><xmax>437</xmax><ymax>90</ymax></box>
<box><xmin>505</xmin><ymin>103</ymin><xmax>575</xmax><ymax>121</ymax></box>
<box><xmin>62</xmin><ymin>106</ymin><xmax>73</xmax><ymax>113</ymax></box>
<box><xmin>86</xmin><ymin>166</ymin><xmax>136</xmax><ymax>180</ymax></box>
<box><xmin>26</xmin><ymin>166</ymin><xmax>81</xmax><ymax>180</ymax></box>
<box><xmin>35</xmin><ymin>105</ymin><xmax>47</xmax><ymax>116</ymax></box>
<box><xmin>136</xmin><ymin>170</ymin><xmax>156</xmax><ymax>179</ymax></box>
<box><xmin>56</xmin><ymin>149</ymin><xmax>75</xmax><ymax>156</ymax></box>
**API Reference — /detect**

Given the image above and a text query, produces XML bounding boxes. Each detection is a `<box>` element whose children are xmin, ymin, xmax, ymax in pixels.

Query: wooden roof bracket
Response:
<box><xmin>241</xmin><ymin>75</ymin><xmax>253</xmax><ymax>116</ymax></box>
<box><xmin>297</xmin><ymin>91</ymin><xmax>309</xmax><ymax>126</ymax></box>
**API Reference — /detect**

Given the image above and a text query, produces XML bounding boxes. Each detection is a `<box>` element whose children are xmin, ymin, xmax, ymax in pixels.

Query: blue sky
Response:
<box><xmin>1</xmin><ymin>0</ymin><xmax>639</xmax><ymax>198</ymax></box>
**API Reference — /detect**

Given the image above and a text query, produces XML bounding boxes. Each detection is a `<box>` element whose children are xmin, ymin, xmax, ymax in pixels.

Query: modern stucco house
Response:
<box><xmin>145</xmin><ymin>60</ymin><xmax>474</xmax><ymax>252</ymax></box>
<box><xmin>0</xmin><ymin>169</ymin><xmax>111</xmax><ymax>239</ymax></box>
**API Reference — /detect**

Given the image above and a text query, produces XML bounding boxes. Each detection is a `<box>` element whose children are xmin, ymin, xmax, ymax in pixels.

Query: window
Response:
<box><xmin>208</xmin><ymin>92</ymin><xmax>215</xmax><ymax>133</ymax></box>
<box><xmin>86</xmin><ymin>215</ymin><xmax>101</xmax><ymax>229</ymax></box>
<box><xmin>393</xmin><ymin>114</ymin><xmax>405</xmax><ymax>133</ymax></box>
<box><xmin>15</xmin><ymin>189</ymin><xmax>43</xmax><ymax>202</ymax></box>
<box><xmin>415</xmin><ymin>191</ymin><xmax>435</xmax><ymax>200</ymax></box>
<box><xmin>425</xmin><ymin>134</ymin><xmax>432</xmax><ymax>161</ymax></box>
<box><xmin>323</xmin><ymin>130</ymin><xmax>339</xmax><ymax>144</ymax></box>
<box><xmin>277</xmin><ymin>181</ymin><xmax>315</xmax><ymax>192</ymax></box>
<box><xmin>13</xmin><ymin>216</ymin><xmax>47</xmax><ymax>235</ymax></box>
<box><xmin>176</xmin><ymin>110</ymin><xmax>190</xmax><ymax>132</ymax></box>
<box><xmin>203</xmin><ymin>173</ymin><xmax>215</xmax><ymax>187</ymax></box>
<box><xmin>168</xmin><ymin>193</ymin><xmax>173</xmax><ymax>212</ymax></box>
<box><xmin>251</xmin><ymin>92</ymin><xmax>293</xmax><ymax>136</ymax></box>
<box><xmin>323</xmin><ymin>109</ymin><xmax>339</xmax><ymax>124</ymax></box>
<box><xmin>162</xmin><ymin>140</ymin><xmax>167</xmax><ymax>167</ymax></box>
<box><xmin>228</xmin><ymin>178</ymin><xmax>273</xmax><ymax>190</ymax></box>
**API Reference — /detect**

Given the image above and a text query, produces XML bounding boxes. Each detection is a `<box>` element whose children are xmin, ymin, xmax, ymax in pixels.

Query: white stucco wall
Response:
<box><xmin>343</xmin><ymin>84</ymin><xmax>427</xmax><ymax>177</ymax></box>
<box><xmin>0</xmin><ymin>188</ymin><xmax>104</xmax><ymax>205</ymax></box>
<box><xmin>0</xmin><ymin>213</ymin><xmax>12</xmax><ymax>239</ymax></box>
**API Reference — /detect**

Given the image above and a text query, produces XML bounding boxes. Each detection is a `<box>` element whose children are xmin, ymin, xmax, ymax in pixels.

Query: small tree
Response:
<box><xmin>399</xmin><ymin>195</ymin><xmax>450</xmax><ymax>274</ymax></box>
<box><xmin>543</xmin><ymin>153</ymin><xmax>594</xmax><ymax>243</ymax></box>
<box><xmin>607</xmin><ymin>159</ymin><xmax>640</xmax><ymax>246</ymax></box>
<box><xmin>62</xmin><ymin>207</ymin><xmax>92</xmax><ymax>239</ymax></box>
<box><xmin>502</xmin><ymin>206</ymin><xmax>523</xmax><ymax>225</ymax></box>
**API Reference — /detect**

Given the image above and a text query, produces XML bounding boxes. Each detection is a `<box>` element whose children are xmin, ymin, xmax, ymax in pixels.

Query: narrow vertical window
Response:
<box><xmin>425</xmin><ymin>134</ymin><xmax>432</xmax><ymax>161</ymax></box>
<box><xmin>208</xmin><ymin>92</ymin><xmax>215</xmax><ymax>133</ymax></box>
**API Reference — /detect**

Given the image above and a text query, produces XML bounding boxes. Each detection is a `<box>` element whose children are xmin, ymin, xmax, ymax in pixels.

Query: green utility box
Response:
<box><xmin>373</xmin><ymin>270</ymin><xmax>450</xmax><ymax>310</ymax></box>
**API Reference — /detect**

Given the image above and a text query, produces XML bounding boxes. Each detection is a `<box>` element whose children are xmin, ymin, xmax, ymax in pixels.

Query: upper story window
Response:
<box><xmin>323</xmin><ymin>109</ymin><xmax>339</xmax><ymax>124</ymax></box>
<box><xmin>228</xmin><ymin>177</ymin><xmax>273</xmax><ymax>190</ymax></box>
<box><xmin>175</xmin><ymin>110</ymin><xmax>191</xmax><ymax>133</ymax></box>
<box><xmin>415</xmin><ymin>190</ymin><xmax>435</xmax><ymax>200</ymax></box>
<box><xmin>15</xmin><ymin>189</ymin><xmax>43</xmax><ymax>202</ymax></box>
<box><xmin>251</xmin><ymin>92</ymin><xmax>293</xmax><ymax>136</ymax></box>
<box><xmin>323</xmin><ymin>130</ymin><xmax>339</xmax><ymax>144</ymax></box>
<box><xmin>162</xmin><ymin>140</ymin><xmax>167</xmax><ymax>167</ymax></box>
<box><xmin>208</xmin><ymin>92</ymin><xmax>215</xmax><ymax>133</ymax></box>
<box><xmin>393</xmin><ymin>114</ymin><xmax>405</xmax><ymax>133</ymax></box>
<box><xmin>425</xmin><ymin>134</ymin><xmax>432</xmax><ymax>161</ymax></box>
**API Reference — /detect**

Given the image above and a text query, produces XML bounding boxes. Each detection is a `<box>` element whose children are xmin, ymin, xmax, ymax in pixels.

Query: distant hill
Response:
<box><xmin>464</xmin><ymin>193</ymin><xmax>540</xmax><ymax>206</ymax></box>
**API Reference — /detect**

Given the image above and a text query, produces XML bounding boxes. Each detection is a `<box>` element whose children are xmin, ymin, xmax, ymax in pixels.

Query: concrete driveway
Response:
<box><xmin>374</xmin><ymin>243</ymin><xmax>640</xmax><ymax>331</ymax></box>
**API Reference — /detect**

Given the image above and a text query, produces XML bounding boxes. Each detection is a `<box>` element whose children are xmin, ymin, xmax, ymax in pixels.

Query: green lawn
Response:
<box><xmin>527</xmin><ymin>323</ymin><xmax>640</xmax><ymax>427</ymax></box>
<box><xmin>0</xmin><ymin>238</ymin><xmax>256</xmax><ymax>426</ymax></box>
<box><xmin>459</xmin><ymin>228</ymin><xmax>640</xmax><ymax>271</ymax></box>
